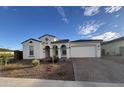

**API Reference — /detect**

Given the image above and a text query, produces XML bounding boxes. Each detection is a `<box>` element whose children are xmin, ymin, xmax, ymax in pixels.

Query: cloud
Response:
<box><xmin>91</xmin><ymin>32</ymin><xmax>120</xmax><ymax>41</ymax></box>
<box><xmin>78</xmin><ymin>21</ymin><xmax>104</xmax><ymax>35</ymax></box>
<box><xmin>81</xmin><ymin>6</ymin><xmax>101</xmax><ymax>16</ymax></box>
<box><xmin>55</xmin><ymin>6</ymin><xmax>69</xmax><ymax>24</ymax></box>
<box><xmin>115</xmin><ymin>14</ymin><xmax>120</xmax><ymax>18</ymax></box>
<box><xmin>105</xmin><ymin>6</ymin><xmax>122</xmax><ymax>13</ymax></box>
<box><xmin>62</xmin><ymin>18</ymin><xmax>69</xmax><ymax>24</ymax></box>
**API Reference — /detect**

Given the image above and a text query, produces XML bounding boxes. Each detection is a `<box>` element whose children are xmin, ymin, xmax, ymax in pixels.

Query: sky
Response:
<box><xmin>0</xmin><ymin>6</ymin><xmax>124</xmax><ymax>50</ymax></box>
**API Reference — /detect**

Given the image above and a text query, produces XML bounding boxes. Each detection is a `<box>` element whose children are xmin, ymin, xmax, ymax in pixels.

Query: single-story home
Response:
<box><xmin>102</xmin><ymin>36</ymin><xmax>124</xmax><ymax>56</ymax></box>
<box><xmin>22</xmin><ymin>34</ymin><xmax>102</xmax><ymax>59</ymax></box>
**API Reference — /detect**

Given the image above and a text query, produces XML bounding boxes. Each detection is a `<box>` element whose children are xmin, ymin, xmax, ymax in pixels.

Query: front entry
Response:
<box><xmin>45</xmin><ymin>46</ymin><xmax>50</xmax><ymax>58</ymax></box>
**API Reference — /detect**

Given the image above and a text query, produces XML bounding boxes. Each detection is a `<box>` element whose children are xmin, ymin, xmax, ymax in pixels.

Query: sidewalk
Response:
<box><xmin>0</xmin><ymin>77</ymin><xmax>124</xmax><ymax>87</ymax></box>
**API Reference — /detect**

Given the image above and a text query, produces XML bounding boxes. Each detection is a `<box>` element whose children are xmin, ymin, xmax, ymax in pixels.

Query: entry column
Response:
<box><xmin>58</xmin><ymin>46</ymin><xmax>61</xmax><ymax>58</ymax></box>
<box><xmin>67</xmin><ymin>47</ymin><xmax>70</xmax><ymax>59</ymax></box>
<box><xmin>50</xmin><ymin>46</ymin><xmax>53</xmax><ymax>57</ymax></box>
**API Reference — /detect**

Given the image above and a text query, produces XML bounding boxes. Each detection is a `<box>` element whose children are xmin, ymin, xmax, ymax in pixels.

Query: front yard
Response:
<box><xmin>1</xmin><ymin>56</ymin><xmax>124</xmax><ymax>83</ymax></box>
<box><xmin>0</xmin><ymin>60</ymin><xmax>74</xmax><ymax>81</ymax></box>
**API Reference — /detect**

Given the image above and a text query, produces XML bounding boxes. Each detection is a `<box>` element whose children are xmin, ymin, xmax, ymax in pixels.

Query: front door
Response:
<box><xmin>45</xmin><ymin>46</ymin><xmax>50</xmax><ymax>58</ymax></box>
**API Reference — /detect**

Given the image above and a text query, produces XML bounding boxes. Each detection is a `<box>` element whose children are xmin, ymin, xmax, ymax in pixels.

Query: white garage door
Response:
<box><xmin>70</xmin><ymin>46</ymin><xmax>96</xmax><ymax>57</ymax></box>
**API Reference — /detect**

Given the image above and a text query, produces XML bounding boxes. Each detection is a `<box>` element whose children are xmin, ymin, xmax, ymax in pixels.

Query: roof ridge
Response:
<box><xmin>38</xmin><ymin>34</ymin><xmax>57</xmax><ymax>39</ymax></box>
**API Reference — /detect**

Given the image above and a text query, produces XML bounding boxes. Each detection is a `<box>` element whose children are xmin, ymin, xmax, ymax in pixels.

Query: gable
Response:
<box><xmin>39</xmin><ymin>35</ymin><xmax>58</xmax><ymax>44</ymax></box>
<box><xmin>38</xmin><ymin>34</ymin><xmax>56</xmax><ymax>39</ymax></box>
<box><xmin>21</xmin><ymin>38</ymin><xmax>41</xmax><ymax>44</ymax></box>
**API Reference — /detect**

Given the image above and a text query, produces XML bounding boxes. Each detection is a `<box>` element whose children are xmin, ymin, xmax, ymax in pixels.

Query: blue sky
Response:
<box><xmin>0</xmin><ymin>6</ymin><xmax>124</xmax><ymax>50</ymax></box>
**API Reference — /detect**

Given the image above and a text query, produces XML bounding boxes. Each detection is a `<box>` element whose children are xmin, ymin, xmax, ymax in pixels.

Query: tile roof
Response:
<box><xmin>71</xmin><ymin>39</ymin><xmax>103</xmax><ymax>42</ymax></box>
<box><xmin>52</xmin><ymin>39</ymin><xmax>69</xmax><ymax>43</ymax></box>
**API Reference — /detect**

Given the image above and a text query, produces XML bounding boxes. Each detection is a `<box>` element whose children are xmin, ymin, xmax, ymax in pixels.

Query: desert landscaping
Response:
<box><xmin>0</xmin><ymin>59</ymin><xmax>74</xmax><ymax>81</ymax></box>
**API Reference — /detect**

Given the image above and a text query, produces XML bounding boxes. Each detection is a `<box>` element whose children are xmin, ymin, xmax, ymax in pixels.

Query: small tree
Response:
<box><xmin>0</xmin><ymin>53</ymin><xmax>13</xmax><ymax>65</ymax></box>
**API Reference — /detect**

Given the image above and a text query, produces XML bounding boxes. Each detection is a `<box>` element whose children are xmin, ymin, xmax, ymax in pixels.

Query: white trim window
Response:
<box><xmin>29</xmin><ymin>45</ymin><xmax>34</xmax><ymax>56</ymax></box>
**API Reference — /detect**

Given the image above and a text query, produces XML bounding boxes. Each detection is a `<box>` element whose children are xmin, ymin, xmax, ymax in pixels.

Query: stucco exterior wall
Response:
<box><xmin>23</xmin><ymin>41</ymin><xmax>43</xmax><ymax>59</ymax></box>
<box><xmin>39</xmin><ymin>35</ymin><xmax>58</xmax><ymax>45</ymax></box>
<box><xmin>102</xmin><ymin>40</ymin><xmax>124</xmax><ymax>56</ymax></box>
<box><xmin>22</xmin><ymin>35</ymin><xmax>101</xmax><ymax>59</ymax></box>
<box><xmin>52</xmin><ymin>42</ymin><xmax>70</xmax><ymax>58</ymax></box>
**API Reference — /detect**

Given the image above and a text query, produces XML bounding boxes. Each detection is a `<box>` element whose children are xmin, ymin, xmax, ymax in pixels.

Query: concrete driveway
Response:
<box><xmin>72</xmin><ymin>57</ymin><xmax>124</xmax><ymax>83</ymax></box>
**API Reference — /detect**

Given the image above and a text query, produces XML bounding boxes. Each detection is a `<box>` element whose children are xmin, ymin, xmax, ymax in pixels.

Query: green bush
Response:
<box><xmin>32</xmin><ymin>59</ymin><xmax>40</xmax><ymax>66</ymax></box>
<box><xmin>0</xmin><ymin>53</ymin><xmax>14</xmax><ymax>65</ymax></box>
<box><xmin>57</xmin><ymin>70</ymin><xmax>66</xmax><ymax>76</ymax></box>
<box><xmin>0</xmin><ymin>59</ymin><xmax>4</xmax><ymax>65</ymax></box>
<box><xmin>47</xmin><ymin>56</ymin><xmax>59</xmax><ymax>63</ymax></box>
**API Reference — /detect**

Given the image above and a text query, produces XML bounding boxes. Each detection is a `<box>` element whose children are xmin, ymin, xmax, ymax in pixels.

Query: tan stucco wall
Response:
<box><xmin>102</xmin><ymin>40</ymin><xmax>124</xmax><ymax>56</ymax></box>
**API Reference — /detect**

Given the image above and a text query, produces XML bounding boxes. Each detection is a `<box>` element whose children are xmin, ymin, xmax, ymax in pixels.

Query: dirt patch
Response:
<box><xmin>0</xmin><ymin>60</ymin><xmax>74</xmax><ymax>81</ymax></box>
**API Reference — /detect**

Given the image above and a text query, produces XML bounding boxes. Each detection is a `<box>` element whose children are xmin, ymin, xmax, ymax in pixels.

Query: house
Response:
<box><xmin>102</xmin><ymin>36</ymin><xmax>124</xmax><ymax>56</ymax></box>
<box><xmin>22</xmin><ymin>34</ymin><xmax>102</xmax><ymax>59</ymax></box>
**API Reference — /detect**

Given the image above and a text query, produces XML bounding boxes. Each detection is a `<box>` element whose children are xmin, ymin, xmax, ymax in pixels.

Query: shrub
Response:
<box><xmin>0</xmin><ymin>59</ymin><xmax>4</xmax><ymax>65</ymax></box>
<box><xmin>53</xmin><ymin>56</ymin><xmax>59</xmax><ymax>63</ymax></box>
<box><xmin>57</xmin><ymin>69</ymin><xmax>66</xmax><ymax>76</ymax></box>
<box><xmin>0</xmin><ymin>53</ymin><xmax>14</xmax><ymax>65</ymax></box>
<box><xmin>32</xmin><ymin>59</ymin><xmax>40</xmax><ymax>66</ymax></box>
<box><xmin>47</xmin><ymin>56</ymin><xmax>59</xmax><ymax>63</ymax></box>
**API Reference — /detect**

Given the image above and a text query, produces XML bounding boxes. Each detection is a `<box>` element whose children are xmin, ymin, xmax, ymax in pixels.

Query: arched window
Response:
<box><xmin>61</xmin><ymin>45</ymin><xmax>67</xmax><ymax>56</ymax></box>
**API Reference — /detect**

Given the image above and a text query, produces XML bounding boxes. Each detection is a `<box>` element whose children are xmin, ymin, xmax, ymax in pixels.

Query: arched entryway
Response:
<box><xmin>53</xmin><ymin>45</ymin><xmax>58</xmax><ymax>57</ymax></box>
<box><xmin>45</xmin><ymin>46</ymin><xmax>50</xmax><ymax>58</ymax></box>
<box><xmin>61</xmin><ymin>45</ymin><xmax>67</xmax><ymax>57</ymax></box>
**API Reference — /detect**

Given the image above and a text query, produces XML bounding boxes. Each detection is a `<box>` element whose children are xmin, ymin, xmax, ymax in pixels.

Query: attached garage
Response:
<box><xmin>70</xmin><ymin>40</ymin><xmax>102</xmax><ymax>58</ymax></box>
<box><xmin>70</xmin><ymin>46</ymin><xmax>96</xmax><ymax>58</ymax></box>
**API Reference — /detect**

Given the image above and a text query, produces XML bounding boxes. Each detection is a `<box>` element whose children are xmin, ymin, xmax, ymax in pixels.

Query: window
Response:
<box><xmin>29</xmin><ymin>46</ymin><xmax>34</xmax><ymax>56</ymax></box>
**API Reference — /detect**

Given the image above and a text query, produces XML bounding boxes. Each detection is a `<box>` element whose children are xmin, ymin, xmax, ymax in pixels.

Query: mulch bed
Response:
<box><xmin>0</xmin><ymin>60</ymin><xmax>74</xmax><ymax>81</ymax></box>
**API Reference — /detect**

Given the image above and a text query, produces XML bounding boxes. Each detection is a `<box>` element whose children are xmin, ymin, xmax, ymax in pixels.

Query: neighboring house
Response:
<box><xmin>22</xmin><ymin>34</ymin><xmax>102</xmax><ymax>59</ymax></box>
<box><xmin>102</xmin><ymin>36</ymin><xmax>124</xmax><ymax>56</ymax></box>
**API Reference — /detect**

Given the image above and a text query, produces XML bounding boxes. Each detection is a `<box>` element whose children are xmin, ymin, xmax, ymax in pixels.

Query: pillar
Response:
<box><xmin>58</xmin><ymin>46</ymin><xmax>61</xmax><ymax>58</ymax></box>
<box><xmin>67</xmin><ymin>47</ymin><xmax>70</xmax><ymax>59</ymax></box>
<box><xmin>50</xmin><ymin>47</ymin><xmax>53</xmax><ymax>57</ymax></box>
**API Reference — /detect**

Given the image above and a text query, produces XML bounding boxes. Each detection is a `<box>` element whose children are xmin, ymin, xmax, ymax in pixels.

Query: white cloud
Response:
<box><xmin>81</xmin><ymin>6</ymin><xmax>101</xmax><ymax>16</ymax></box>
<box><xmin>115</xmin><ymin>14</ymin><xmax>120</xmax><ymax>18</ymax></box>
<box><xmin>91</xmin><ymin>32</ymin><xmax>120</xmax><ymax>41</ymax></box>
<box><xmin>105</xmin><ymin>6</ymin><xmax>122</xmax><ymax>13</ymax></box>
<box><xmin>55</xmin><ymin>6</ymin><xmax>69</xmax><ymax>24</ymax></box>
<box><xmin>62</xmin><ymin>18</ymin><xmax>69</xmax><ymax>24</ymax></box>
<box><xmin>78</xmin><ymin>21</ymin><xmax>104</xmax><ymax>35</ymax></box>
